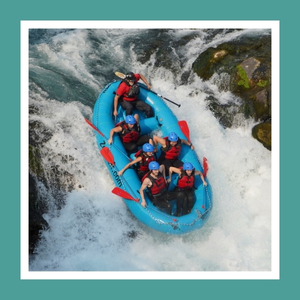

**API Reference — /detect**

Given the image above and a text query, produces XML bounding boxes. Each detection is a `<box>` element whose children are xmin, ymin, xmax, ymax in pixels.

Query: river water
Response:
<box><xmin>25</xmin><ymin>24</ymin><xmax>274</xmax><ymax>277</ymax></box>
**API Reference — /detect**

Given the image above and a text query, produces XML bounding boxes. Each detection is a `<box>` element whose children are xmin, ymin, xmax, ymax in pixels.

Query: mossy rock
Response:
<box><xmin>29</xmin><ymin>145</ymin><xmax>44</xmax><ymax>177</ymax></box>
<box><xmin>252</xmin><ymin>122</ymin><xmax>271</xmax><ymax>150</ymax></box>
<box><xmin>192</xmin><ymin>34</ymin><xmax>271</xmax><ymax>82</ymax></box>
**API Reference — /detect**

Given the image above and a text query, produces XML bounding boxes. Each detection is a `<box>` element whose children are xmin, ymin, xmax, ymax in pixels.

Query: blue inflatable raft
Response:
<box><xmin>91</xmin><ymin>80</ymin><xmax>213</xmax><ymax>235</ymax></box>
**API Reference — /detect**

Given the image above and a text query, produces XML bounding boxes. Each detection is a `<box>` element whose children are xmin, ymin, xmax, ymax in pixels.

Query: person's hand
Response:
<box><xmin>203</xmin><ymin>181</ymin><xmax>207</xmax><ymax>187</ymax></box>
<box><xmin>154</xmin><ymin>147</ymin><xmax>158</xmax><ymax>153</ymax></box>
<box><xmin>113</xmin><ymin>110</ymin><xmax>118</xmax><ymax>117</ymax></box>
<box><xmin>108</xmin><ymin>138</ymin><xmax>113</xmax><ymax>144</ymax></box>
<box><xmin>167</xmin><ymin>178</ymin><xmax>171</xmax><ymax>183</ymax></box>
<box><xmin>191</xmin><ymin>145</ymin><xmax>194</xmax><ymax>150</ymax></box>
<box><xmin>118</xmin><ymin>170</ymin><xmax>123</xmax><ymax>176</ymax></box>
<box><xmin>141</xmin><ymin>200</ymin><xmax>147</xmax><ymax>208</ymax></box>
<box><xmin>147</xmin><ymin>84</ymin><xmax>151</xmax><ymax>89</ymax></box>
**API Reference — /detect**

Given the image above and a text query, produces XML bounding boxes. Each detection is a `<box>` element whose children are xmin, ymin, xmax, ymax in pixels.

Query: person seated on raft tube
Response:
<box><xmin>118</xmin><ymin>143</ymin><xmax>156</xmax><ymax>180</ymax></box>
<box><xmin>108</xmin><ymin>114</ymin><xmax>153</xmax><ymax>153</ymax></box>
<box><xmin>153</xmin><ymin>132</ymin><xmax>194</xmax><ymax>176</ymax></box>
<box><xmin>168</xmin><ymin>162</ymin><xmax>207</xmax><ymax>215</ymax></box>
<box><xmin>140</xmin><ymin>161</ymin><xmax>186</xmax><ymax>216</ymax></box>
<box><xmin>113</xmin><ymin>72</ymin><xmax>154</xmax><ymax>118</ymax></box>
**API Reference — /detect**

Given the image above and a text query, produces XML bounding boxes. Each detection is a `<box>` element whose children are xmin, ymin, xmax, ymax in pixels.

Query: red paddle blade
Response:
<box><xmin>85</xmin><ymin>118</ymin><xmax>104</xmax><ymax>137</ymax></box>
<box><xmin>100</xmin><ymin>147</ymin><xmax>115</xmax><ymax>165</ymax></box>
<box><xmin>203</xmin><ymin>157</ymin><xmax>208</xmax><ymax>178</ymax></box>
<box><xmin>178</xmin><ymin>120</ymin><xmax>191</xmax><ymax>143</ymax></box>
<box><xmin>112</xmin><ymin>187</ymin><xmax>139</xmax><ymax>203</ymax></box>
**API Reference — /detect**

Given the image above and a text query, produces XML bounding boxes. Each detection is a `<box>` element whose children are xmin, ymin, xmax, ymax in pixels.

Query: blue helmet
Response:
<box><xmin>168</xmin><ymin>132</ymin><xmax>178</xmax><ymax>142</ymax></box>
<box><xmin>149</xmin><ymin>161</ymin><xmax>160</xmax><ymax>170</ymax></box>
<box><xmin>183</xmin><ymin>162</ymin><xmax>194</xmax><ymax>171</ymax></box>
<box><xmin>125</xmin><ymin>115</ymin><xmax>136</xmax><ymax>125</ymax></box>
<box><xmin>142</xmin><ymin>143</ymin><xmax>154</xmax><ymax>152</ymax></box>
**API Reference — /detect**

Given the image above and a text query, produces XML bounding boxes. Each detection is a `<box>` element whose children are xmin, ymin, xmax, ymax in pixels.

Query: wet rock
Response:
<box><xmin>192</xmin><ymin>33</ymin><xmax>271</xmax><ymax>150</ymax></box>
<box><xmin>252</xmin><ymin>121</ymin><xmax>271</xmax><ymax>150</ymax></box>
<box><xmin>29</xmin><ymin>174</ymin><xmax>49</xmax><ymax>254</ymax></box>
<box><xmin>240</xmin><ymin>57</ymin><xmax>261</xmax><ymax>81</ymax></box>
<box><xmin>29</xmin><ymin>115</ymin><xmax>79</xmax><ymax>253</ymax></box>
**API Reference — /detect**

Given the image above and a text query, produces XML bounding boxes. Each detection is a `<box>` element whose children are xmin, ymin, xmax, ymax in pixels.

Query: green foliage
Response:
<box><xmin>237</xmin><ymin>65</ymin><xmax>250</xmax><ymax>89</ymax></box>
<box><xmin>257</xmin><ymin>80</ymin><xmax>268</xmax><ymax>87</ymax></box>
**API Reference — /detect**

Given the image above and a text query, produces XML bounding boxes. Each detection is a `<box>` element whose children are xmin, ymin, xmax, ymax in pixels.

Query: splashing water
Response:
<box><xmin>26</xmin><ymin>26</ymin><xmax>273</xmax><ymax>274</ymax></box>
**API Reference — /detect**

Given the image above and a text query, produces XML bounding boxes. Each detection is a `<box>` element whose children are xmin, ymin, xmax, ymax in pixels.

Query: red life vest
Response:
<box><xmin>161</xmin><ymin>138</ymin><xmax>182</xmax><ymax>160</ymax></box>
<box><xmin>177</xmin><ymin>170</ymin><xmax>195</xmax><ymax>190</ymax></box>
<box><xmin>116</xmin><ymin>74</ymin><xmax>140</xmax><ymax>101</ymax></box>
<box><xmin>134</xmin><ymin>150</ymin><xmax>156</xmax><ymax>171</ymax></box>
<box><xmin>142</xmin><ymin>171</ymin><xmax>167</xmax><ymax>196</ymax></box>
<box><xmin>118</xmin><ymin>121</ymin><xmax>140</xmax><ymax>143</ymax></box>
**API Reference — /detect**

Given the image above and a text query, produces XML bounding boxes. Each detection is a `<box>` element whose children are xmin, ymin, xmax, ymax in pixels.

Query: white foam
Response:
<box><xmin>24</xmin><ymin>26</ymin><xmax>276</xmax><ymax>278</ymax></box>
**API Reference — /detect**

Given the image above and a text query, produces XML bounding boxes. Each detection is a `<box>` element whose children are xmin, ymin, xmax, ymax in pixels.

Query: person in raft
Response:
<box><xmin>108</xmin><ymin>114</ymin><xmax>153</xmax><ymax>153</ymax></box>
<box><xmin>168</xmin><ymin>162</ymin><xmax>207</xmax><ymax>215</ymax></box>
<box><xmin>139</xmin><ymin>161</ymin><xmax>186</xmax><ymax>216</ymax></box>
<box><xmin>153</xmin><ymin>132</ymin><xmax>194</xmax><ymax>175</ymax></box>
<box><xmin>118</xmin><ymin>143</ymin><xmax>156</xmax><ymax>180</ymax></box>
<box><xmin>113</xmin><ymin>72</ymin><xmax>154</xmax><ymax>118</ymax></box>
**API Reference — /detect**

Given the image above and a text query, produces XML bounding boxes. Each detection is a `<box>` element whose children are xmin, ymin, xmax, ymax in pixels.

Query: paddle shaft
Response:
<box><xmin>178</xmin><ymin>120</ymin><xmax>208</xmax><ymax>177</ymax></box>
<box><xmin>139</xmin><ymin>85</ymin><xmax>181</xmax><ymax>108</ymax></box>
<box><xmin>100</xmin><ymin>147</ymin><xmax>139</xmax><ymax>200</ymax></box>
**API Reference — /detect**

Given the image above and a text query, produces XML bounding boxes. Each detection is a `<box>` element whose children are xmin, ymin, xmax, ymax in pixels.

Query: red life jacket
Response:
<box><xmin>134</xmin><ymin>150</ymin><xmax>156</xmax><ymax>171</ymax></box>
<box><xmin>142</xmin><ymin>171</ymin><xmax>167</xmax><ymax>196</ymax></box>
<box><xmin>161</xmin><ymin>138</ymin><xmax>182</xmax><ymax>160</ymax></box>
<box><xmin>177</xmin><ymin>170</ymin><xmax>195</xmax><ymax>190</ymax></box>
<box><xmin>118</xmin><ymin>75</ymin><xmax>140</xmax><ymax>101</ymax></box>
<box><xmin>118</xmin><ymin>121</ymin><xmax>140</xmax><ymax>143</ymax></box>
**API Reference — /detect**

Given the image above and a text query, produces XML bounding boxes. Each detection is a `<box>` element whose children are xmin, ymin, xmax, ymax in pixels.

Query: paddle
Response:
<box><xmin>85</xmin><ymin>118</ymin><xmax>132</xmax><ymax>162</ymax></box>
<box><xmin>100</xmin><ymin>147</ymin><xmax>115</xmax><ymax>165</ymax></box>
<box><xmin>85</xmin><ymin>118</ymin><xmax>105</xmax><ymax>138</ymax></box>
<box><xmin>203</xmin><ymin>157</ymin><xmax>208</xmax><ymax>178</ymax></box>
<box><xmin>178</xmin><ymin>120</ymin><xmax>191</xmax><ymax>143</ymax></box>
<box><xmin>100</xmin><ymin>147</ymin><xmax>139</xmax><ymax>200</ymax></box>
<box><xmin>112</xmin><ymin>187</ymin><xmax>139</xmax><ymax>203</ymax></box>
<box><xmin>115</xmin><ymin>71</ymin><xmax>181</xmax><ymax>108</ymax></box>
<box><xmin>178</xmin><ymin>120</ymin><xmax>209</xmax><ymax>178</ymax></box>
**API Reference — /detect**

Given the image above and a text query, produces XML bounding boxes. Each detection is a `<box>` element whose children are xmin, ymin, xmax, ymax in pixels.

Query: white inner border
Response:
<box><xmin>21</xmin><ymin>20</ymin><xmax>280</xmax><ymax>280</ymax></box>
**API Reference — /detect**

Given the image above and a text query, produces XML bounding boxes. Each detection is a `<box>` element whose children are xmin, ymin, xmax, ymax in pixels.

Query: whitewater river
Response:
<box><xmin>25</xmin><ymin>25</ymin><xmax>274</xmax><ymax>276</ymax></box>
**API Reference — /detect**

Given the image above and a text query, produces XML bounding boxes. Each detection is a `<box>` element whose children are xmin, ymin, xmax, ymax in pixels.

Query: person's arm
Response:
<box><xmin>153</xmin><ymin>135</ymin><xmax>166</xmax><ymax>152</ymax></box>
<box><xmin>113</xmin><ymin>94</ymin><xmax>120</xmax><ymax>117</ymax></box>
<box><xmin>195</xmin><ymin>170</ymin><xmax>207</xmax><ymax>186</ymax></box>
<box><xmin>139</xmin><ymin>178</ymin><xmax>151</xmax><ymax>207</ymax></box>
<box><xmin>133</xmin><ymin>113</ymin><xmax>139</xmax><ymax>125</ymax></box>
<box><xmin>181</xmin><ymin>138</ymin><xmax>194</xmax><ymax>150</ymax></box>
<box><xmin>118</xmin><ymin>157</ymin><xmax>142</xmax><ymax>176</ymax></box>
<box><xmin>168</xmin><ymin>166</ymin><xmax>181</xmax><ymax>183</ymax></box>
<box><xmin>160</xmin><ymin>165</ymin><xmax>166</xmax><ymax>182</ymax></box>
<box><xmin>108</xmin><ymin>126</ymin><xmax>122</xmax><ymax>144</ymax></box>
<box><xmin>139</xmin><ymin>73</ymin><xmax>151</xmax><ymax>89</ymax></box>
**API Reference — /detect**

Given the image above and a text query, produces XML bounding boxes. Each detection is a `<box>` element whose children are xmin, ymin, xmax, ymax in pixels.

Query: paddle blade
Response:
<box><xmin>100</xmin><ymin>147</ymin><xmax>115</xmax><ymax>165</ymax></box>
<box><xmin>178</xmin><ymin>120</ymin><xmax>191</xmax><ymax>143</ymax></box>
<box><xmin>115</xmin><ymin>71</ymin><xmax>125</xmax><ymax>79</ymax></box>
<box><xmin>85</xmin><ymin>118</ymin><xmax>104</xmax><ymax>137</ymax></box>
<box><xmin>112</xmin><ymin>187</ymin><xmax>139</xmax><ymax>203</ymax></box>
<box><xmin>203</xmin><ymin>157</ymin><xmax>208</xmax><ymax>178</ymax></box>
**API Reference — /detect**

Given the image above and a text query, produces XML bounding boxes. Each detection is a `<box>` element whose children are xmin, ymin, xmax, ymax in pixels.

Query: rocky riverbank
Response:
<box><xmin>192</xmin><ymin>33</ymin><xmax>271</xmax><ymax>150</ymax></box>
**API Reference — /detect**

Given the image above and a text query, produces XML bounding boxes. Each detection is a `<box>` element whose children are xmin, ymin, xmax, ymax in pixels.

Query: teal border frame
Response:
<box><xmin>2</xmin><ymin>0</ymin><xmax>296</xmax><ymax>299</ymax></box>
